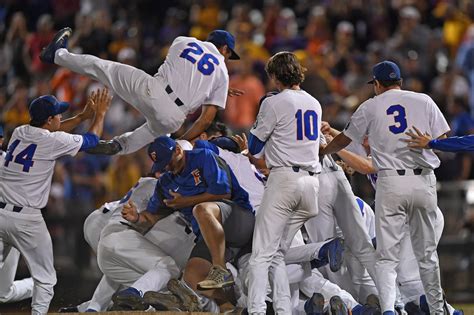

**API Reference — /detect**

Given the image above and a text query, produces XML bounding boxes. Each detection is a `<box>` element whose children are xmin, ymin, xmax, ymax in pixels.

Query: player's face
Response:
<box><xmin>165</xmin><ymin>146</ymin><xmax>185</xmax><ymax>174</ymax></box>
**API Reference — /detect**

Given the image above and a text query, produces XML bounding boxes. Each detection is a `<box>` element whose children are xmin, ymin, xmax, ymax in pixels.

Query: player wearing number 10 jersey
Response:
<box><xmin>40</xmin><ymin>28</ymin><xmax>239</xmax><ymax>154</ymax></box>
<box><xmin>246</xmin><ymin>52</ymin><xmax>322</xmax><ymax>314</ymax></box>
<box><xmin>320</xmin><ymin>61</ymin><xmax>450</xmax><ymax>315</ymax></box>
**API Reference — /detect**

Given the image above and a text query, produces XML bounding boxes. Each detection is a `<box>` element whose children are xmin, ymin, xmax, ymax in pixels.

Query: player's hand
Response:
<box><xmin>94</xmin><ymin>88</ymin><xmax>112</xmax><ymax>115</ymax></box>
<box><xmin>81</xmin><ymin>91</ymin><xmax>97</xmax><ymax>120</ymax></box>
<box><xmin>122</xmin><ymin>200</ymin><xmax>139</xmax><ymax>222</ymax></box>
<box><xmin>164</xmin><ymin>190</ymin><xmax>186</xmax><ymax>208</ymax></box>
<box><xmin>402</xmin><ymin>126</ymin><xmax>432</xmax><ymax>149</ymax></box>
<box><xmin>324</xmin><ymin>133</ymin><xmax>334</xmax><ymax>143</ymax></box>
<box><xmin>228</xmin><ymin>87</ymin><xmax>244</xmax><ymax>97</ymax></box>
<box><xmin>232</xmin><ymin>133</ymin><xmax>248</xmax><ymax>152</ymax></box>
<box><xmin>321</xmin><ymin>121</ymin><xmax>331</xmax><ymax>134</ymax></box>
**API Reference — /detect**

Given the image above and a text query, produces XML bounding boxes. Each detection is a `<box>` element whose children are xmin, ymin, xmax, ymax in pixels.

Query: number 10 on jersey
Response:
<box><xmin>295</xmin><ymin>109</ymin><xmax>318</xmax><ymax>140</ymax></box>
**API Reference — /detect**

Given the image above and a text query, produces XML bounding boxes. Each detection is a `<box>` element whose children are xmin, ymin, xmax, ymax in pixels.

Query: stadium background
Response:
<box><xmin>0</xmin><ymin>0</ymin><xmax>473</xmax><ymax>312</ymax></box>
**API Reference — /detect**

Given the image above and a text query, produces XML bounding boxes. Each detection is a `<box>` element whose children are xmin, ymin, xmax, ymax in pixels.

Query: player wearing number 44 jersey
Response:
<box><xmin>321</xmin><ymin>60</ymin><xmax>450</xmax><ymax>315</ymax></box>
<box><xmin>40</xmin><ymin>27</ymin><xmax>240</xmax><ymax>155</ymax></box>
<box><xmin>0</xmin><ymin>90</ymin><xmax>110</xmax><ymax>315</ymax></box>
<box><xmin>246</xmin><ymin>52</ymin><xmax>322</xmax><ymax>314</ymax></box>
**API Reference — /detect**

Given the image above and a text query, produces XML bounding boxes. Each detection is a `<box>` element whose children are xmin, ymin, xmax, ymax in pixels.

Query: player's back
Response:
<box><xmin>156</xmin><ymin>36</ymin><xmax>228</xmax><ymax>115</ymax></box>
<box><xmin>361</xmin><ymin>89</ymin><xmax>449</xmax><ymax>170</ymax></box>
<box><xmin>0</xmin><ymin>125</ymin><xmax>82</xmax><ymax>209</ymax></box>
<box><xmin>262</xmin><ymin>90</ymin><xmax>322</xmax><ymax>173</ymax></box>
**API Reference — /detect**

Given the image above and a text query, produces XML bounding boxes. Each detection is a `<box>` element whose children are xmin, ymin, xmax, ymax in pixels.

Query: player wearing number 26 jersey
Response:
<box><xmin>247</xmin><ymin>52</ymin><xmax>322</xmax><ymax>314</ymax></box>
<box><xmin>41</xmin><ymin>27</ymin><xmax>239</xmax><ymax>154</ymax></box>
<box><xmin>321</xmin><ymin>61</ymin><xmax>450</xmax><ymax>315</ymax></box>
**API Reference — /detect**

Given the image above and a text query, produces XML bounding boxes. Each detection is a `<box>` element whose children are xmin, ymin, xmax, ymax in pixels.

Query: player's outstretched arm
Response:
<box><xmin>320</xmin><ymin>132</ymin><xmax>352</xmax><ymax>155</ymax></box>
<box><xmin>59</xmin><ymin>91</ymin><xmax>98</xmax><ymax>132</ymax></box>
<box><xmin>336</xmin><ymin>149</ymin><xmax>376</xmax><ymax>175</ymax></box>
<box><xmin>179</xmin><ymin>104</ymin><xmax>218</xmax><ymax>141</ymax></box>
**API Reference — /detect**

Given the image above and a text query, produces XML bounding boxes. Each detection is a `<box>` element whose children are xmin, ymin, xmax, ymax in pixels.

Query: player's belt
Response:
<box><xmin>0</xmin><ymin>202</ymin><xmax>23</xmax><ymax>212</ymax></box>
<box><xmin>165</xmin><ymin>85</ymin><xmax>184</xmax><ymax>107</ymax></box>
<box><xmin>292</xmin><ymin>166</ymin><xmax>318</xmax><ymax>176</ymax></box>
<box><xmin>378</xmin><ymin>168</ymin><xmax>432</xmax><ymax>177</ymax></box>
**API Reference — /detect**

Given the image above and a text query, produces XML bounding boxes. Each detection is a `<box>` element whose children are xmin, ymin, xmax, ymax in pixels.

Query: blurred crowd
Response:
<box><xmin>0</xmin><ymin>0</ymin><xmax>474</xmax><ymax>272</ymax></box>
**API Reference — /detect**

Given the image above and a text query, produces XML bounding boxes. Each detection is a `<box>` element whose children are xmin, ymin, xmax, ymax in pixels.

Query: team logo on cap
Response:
<box><xmin>389</xmin><ymin>72</ymin><xmax>397</xmax><ymax>79</ymax></box>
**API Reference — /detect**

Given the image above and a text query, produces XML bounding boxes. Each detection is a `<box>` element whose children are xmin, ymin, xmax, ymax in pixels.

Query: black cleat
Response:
<box><xmin>39</xmin><ymin>27</ymin><xmax>72</xmax><ymax>63</ymax></box>
<box><xmin>304</xmin><ymin>292</ymin><xmax>325</xmax><ymax>315</ymax></box>
<box><xmin>329</xmin><ymin>295</ymin><xmax>350</xmax><ymax>315</ymax></box>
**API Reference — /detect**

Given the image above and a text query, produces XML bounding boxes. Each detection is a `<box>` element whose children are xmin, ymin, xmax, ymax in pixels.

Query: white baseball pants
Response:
<box><xmin>54</xmin><ymin>49</ymin><xmax>186</xmax><ymax>154</ymax></box>
<box><xmin>0</xmin><ymin>209</ymin><xmax>57</xmax><ymax>315</ymax></box>
<box><xmin>375</xmin><ymin>172</ymin><xmax>444</xmax><ymax>314</ymax></box>
<box><xmin>247</xmin><ymin>168</ymin><xmax>319</xmax><ymax>314</ymax></box>
<box><xmin>304</xmin><ymin>169</ymin><xmax>377</xmax><ymax>283</ymax></box>
<box><xmin>0</xmin><ymin>246</ymin><xmax>33</xmax><ymax>303</ymax></box>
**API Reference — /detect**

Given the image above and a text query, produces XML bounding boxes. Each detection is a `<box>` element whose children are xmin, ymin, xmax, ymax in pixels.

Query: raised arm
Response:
<box><xmin>59</xmin><ymin>91</ymin><xmax>97</xmax><ymax>132</ymax></box>
<box><xmin>180</xmin><ymin>105</ymin><xmax>219</xmax><ymax>141</ymax></box>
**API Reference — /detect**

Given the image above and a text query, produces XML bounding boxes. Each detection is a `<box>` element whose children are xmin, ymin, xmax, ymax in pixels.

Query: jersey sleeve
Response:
<box><xmin>429</xmin><ymin>135</ymin><xmax>474</xmax><ymax>152</ymax></box>
<box><xmin>428</xmin><ymin>97</ymin><xmax>450</xmax><ymax>139</ymax></box>
<box><xmin>343</xmin><ymin>102</ymin><xmax>370</xmax><ymax>143</ymax></box>
<box><xmin>51</xmin><ymin>132</ymin><xmax>83</xmax><ymax>158</ymax></box>
<box><xmin>250</xmin><ymin>98</ymin><xmax>277</xmax><ymax>142</ymax></box>
<box><xmin>200</xmin><ymin>150</ymin><xmax>232</xmax><ymax>196</ymax></box>
<box><xmin>203</xmin><ymin>70</ymin><xmax>229</xmax><ymax>109</ymax></box>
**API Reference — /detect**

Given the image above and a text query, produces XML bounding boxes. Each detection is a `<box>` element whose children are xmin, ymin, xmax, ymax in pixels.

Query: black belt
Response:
<box><xmin>102</xmin><ymin>207</ymin><xmax>110</xmax><ymax>214</ymax></box>
<box><xmin>292</xmin><ymin>166</ymin><xmax>318</xmax><ymax>176</ymax></box>
<box><xmin>165</xmin><ymin>85</ymin><xmax>184</xmax><ymax>107</ymax></box>
<box><xmin>396</xmin><ymin>169</ymin><xmax>422</xmax><ymax>176</ymax></box>
<box><xmin>0</xmin><ymin>202</ymin><xmax>23</xmax><ymax>212</ymax></box>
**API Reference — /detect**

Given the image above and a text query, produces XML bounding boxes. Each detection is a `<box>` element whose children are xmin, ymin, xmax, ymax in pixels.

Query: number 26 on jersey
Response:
<box><xmin>180</xmin><ymin>42</ymin><xmax>219</xmax><ymax>75</ymax></box>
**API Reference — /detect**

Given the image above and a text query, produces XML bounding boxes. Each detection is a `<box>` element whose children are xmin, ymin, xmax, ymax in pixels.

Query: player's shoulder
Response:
<box><xmin>259</xmin><ymin>91</ymin><xmax>280</xmax><ymax>106</ymax></box>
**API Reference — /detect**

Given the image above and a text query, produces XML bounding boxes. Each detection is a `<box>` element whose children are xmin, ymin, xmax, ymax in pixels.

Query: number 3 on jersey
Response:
<box><xmin>386</xmin><ymin>104</ymin><xmax>407</xmax><ymax>134</ymax></box>
<box><xmin>295</xmin><ymin>109</ymin><xmax>318</xmax><ymax>140</ymax></box>
<box><xmin>180</xmin><ymin>42</ymin><xmax>219</xmax><ymax>75</ymax></box>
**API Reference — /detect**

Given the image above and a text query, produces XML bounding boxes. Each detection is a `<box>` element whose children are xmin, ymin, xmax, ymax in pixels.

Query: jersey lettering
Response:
<box><xmin>386</xmin><ymin>104</ymin><xmax>407</xmax><ymax>134</ymax></box>
<box><xmin>4</xmin><ymin>139</ymin><xmax>37</xmax><ymax>172</ymax></box>
<box><xmin>191</xmin><ymin>169</ymin><xmax>202</xmax><ymax>185</ymax></box>
<box><xmin>295</xmin><ymin>109</ymin><xmax>318</xmax><ymax>140</ymax></box>
<box><xmin>179</xmin><ymin>42</ymin><xmax>219</xmax><ymax>75</ymax></box>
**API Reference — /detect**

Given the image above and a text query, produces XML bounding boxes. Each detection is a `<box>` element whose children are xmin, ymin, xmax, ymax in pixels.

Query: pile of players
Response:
<box><xmin>0</xmin><ymin>26</ymin><xmax>466</xmax><ymax>315</ymax></box>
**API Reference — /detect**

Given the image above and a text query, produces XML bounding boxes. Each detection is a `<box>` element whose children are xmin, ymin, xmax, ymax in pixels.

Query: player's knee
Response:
<box><xmin>192</xmin><ymin>204</ymin><xmax>211</xmax><ymax>221</ymax></box>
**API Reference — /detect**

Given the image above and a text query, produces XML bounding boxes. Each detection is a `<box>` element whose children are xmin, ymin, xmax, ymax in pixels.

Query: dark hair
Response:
<box><xmin>208</xmin><ymin>40</ymin><xmax>225</xmax><ymax>50</ymax></box>
<box><xmin>265</xmin><ymin>52</ymin><xmax>306</xmax><ymax>87</ymax></box>
<box><xmin>29</xmin><ymin>118</ymin><xmax>49</xmax><ymax>127</ymax></box>
<box><xmin>204</xmin><ymin>121</ymin><xmax>229</xmax><ymax>137</ymax></box>
<box><xmin>378</xmin><ymin>79</ymin><xmax>402</xmax><ymax>88</ymax></box>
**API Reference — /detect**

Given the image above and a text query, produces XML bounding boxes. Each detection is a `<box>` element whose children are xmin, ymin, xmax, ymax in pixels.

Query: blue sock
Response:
<box><xmin>351</xmin><ymin>304</ymin><xmax>363</xmax><ymax>315</ymax></box>
<box><xmin>383</xmin><ymin>311</ymin><xmax>395</xmax><ymax>315</ymax></box>
<box><xmin>120</xmin><ymin>287</ymin><xmax>141</xmax><ymax>297</ymax></box>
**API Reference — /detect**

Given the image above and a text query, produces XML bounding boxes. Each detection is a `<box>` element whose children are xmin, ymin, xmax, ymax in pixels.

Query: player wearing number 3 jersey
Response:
<box><xmin>246</xmin><ymin>52</ymin><xmax>322</xmax><ymax>314</ymax></box>
<box><xmin>321</xmin><ymin>61</ymin><xmax>450</xmax><ymax>315</ymax></box>
<box><xmin>40</xmin><ymin>28</ymin><xmax>239</xmax><ymax>154</ymax></box>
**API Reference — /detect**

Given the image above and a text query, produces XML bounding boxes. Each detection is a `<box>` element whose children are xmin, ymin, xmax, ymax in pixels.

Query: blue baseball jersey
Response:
<box><xmin>146</xmin><ymin>148</ymin><xmax>253</xmax><ymax>235</ymax></box>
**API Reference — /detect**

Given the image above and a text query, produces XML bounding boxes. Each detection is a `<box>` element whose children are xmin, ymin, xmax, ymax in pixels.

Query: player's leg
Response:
<box><xmin>332</xmin><ymin>170</ymin><xmax>377</xmax><ymax>282</ymax></box>
<box><xmin>285</xmin><ymin>238</ymin><xmax>345</xmax><ymax>272</ymax></box>
<box><xmin>83</xmin><ymin>207</ymin><xmax>112</xmax><ymax>254</ymax></box>
<box><xmin>84</xmin><ymin>275</ymin><xmax>120</xmax><ymax>312</ymax></box>
<box><xmin>247</xmin><ymin>171</ymin><xmax>307</xmax><ymax>313</ymax></box>
<box><xmin>374</xmin><ymin>176</ymin><xmax>407</xmax><ymax>314</ymax></box>
<box><xmin>408</xmin><ymin>173</ymin><xmax>444</xmax><ymax>314</ymax></box>
<box><xmin>270</xmin><ymin>174</ymin><xmax>320</xmax><ymax>314</ymax></box>
<box><xmin>344</xmin><ymin>248</ymin><xmax>377</xmax><ymax>302</ymax></box>
<box><xmin>0</xmin><ymin>246</ymin><xmax>34</xmax><ymax>303</ymax></box>
<box><xmin>11</xmin><ymin>214</ymin><xmax>57</xmax><ymax>315</ymax></box>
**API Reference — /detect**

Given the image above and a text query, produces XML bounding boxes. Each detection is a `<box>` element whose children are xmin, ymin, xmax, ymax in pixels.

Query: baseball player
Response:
<box><xmin>0</xmin><ymin>89</ymin><xmax>110</xmax><ymax>314</ymax></box>
<box><xmin>404</xmin><ymin>126</ymin><xmax>474</xmax><ymax>152</ymax></box>
<box><xmin>40</xmin><ymin>27</ymin><xmax>240</xmax><ymax>155</ymax></box>
<box><xmin>0</xmin><ymin>124</ymin><xmax>35</xmax><ymax>305</ymax></box>
<box><xmin>247</xmin><ymin>51</ymin><xmax>322</xmax><ymax>314</ymax></box>
<box><xmin>321</xmin><ymin>60</ymin><xmax>450</xmax><ymax>315</ymax></box>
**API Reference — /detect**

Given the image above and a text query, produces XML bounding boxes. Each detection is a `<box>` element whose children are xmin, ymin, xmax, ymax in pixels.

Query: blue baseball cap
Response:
<box><xmin>148</xmin><ymin>136</ymin><xmax>177</xmax><ymax>173</ymax></box>
<box><xmin>207</xmin><ymin>30</ymin><xmax>240</xmax><ymax>60</ymax></box>
<box><xmin>29</xmin><ymin>95</ymin><xmax>69</xmax><ymax>122</ymax></box>
<box><xmin>209</xmin><ymin>136</ymin><xmax>240</xmax><ymax>153</ymax></box>
<box><xmin>367</xmin><ymin>60</ymin><xmax>401</xmax><ymax>84</ymax></box>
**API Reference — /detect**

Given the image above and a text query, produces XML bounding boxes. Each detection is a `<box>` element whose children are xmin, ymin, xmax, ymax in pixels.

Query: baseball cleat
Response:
<box><xmin>39</xmin><ymin>27</ymin><xmax>72</xmax><ymax>63</ymax></box>
<box><xmin>143</xmin><ymin>291</ymin><xmax>185</xmax><ymax>311</ymax></box>
<box><xmin>327</xmin><ymin>237</ymin><xmax>345</xmax><ymax>272</ymax></box>
<box><xmin>58</xmin><ymin>306</ymin><xmax>79</xmax><ymax>313</ymax></box>
<box><xmin>197</xmin><ymin>265</ymin><xmax>235</xmax><ymax>290</ymax></box>
<box><xmin>404</xmin><ymin>302</ymin><xmax>424</xmax><ymax>315</ymax></box>
<box><xmin>111</xmin><ymin>287</ymin><xmax>147</xmax><ymax>311</ymax></box>
<box><xmin>329</xmin><ymin>295</ymin><xmax>350</xmax><ymax>315</ymax></box>
<box><xmin>167</xmin><ymin>278</ymin><xmax>202</xmax><ymax>312</ymax></box>
<box><xmin>304</xmin><ymin>292</ymin><xmax>325</xmax><ymax>315</ymax></box>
